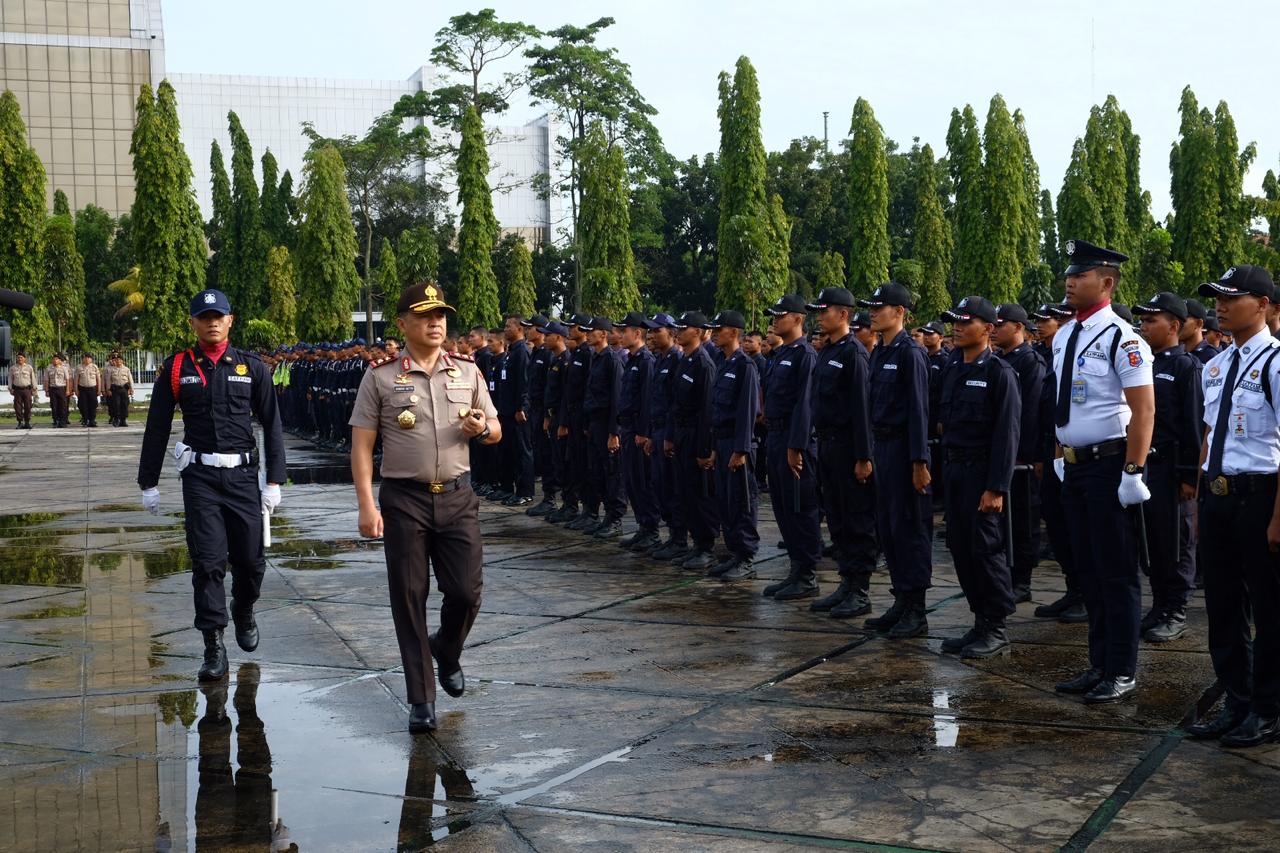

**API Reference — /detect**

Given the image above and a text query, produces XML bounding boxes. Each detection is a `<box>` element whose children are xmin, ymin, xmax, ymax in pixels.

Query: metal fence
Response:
<box><xmin>1</xmin><ymin>350</ymin><xmax>165</xmax><ymax>385</ymax></box>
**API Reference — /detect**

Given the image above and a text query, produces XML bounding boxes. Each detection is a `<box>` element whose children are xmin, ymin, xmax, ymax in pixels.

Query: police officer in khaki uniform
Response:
<box><xmin>44</xmin><ymin>353</ymin><xmax>72</xmax><ymax>427</ymax></box>
<box><xmin>104</xmin><ymin>353</ymin><xmax>135</xmax><ymax>426</ymax></box>
<box><xmin>8</xmin><ymin>352</ymin><xmax>37</xmax><ymax>429</ymax></box>
<box><xmin>349</xmin><ymin>282</ymin><xmax>501</xmax><ymax>734</ymax></box>
<box><xmin>74</xmin><ymin>353</ymin><xmax>102</xmax><ymax>427</ymax></box>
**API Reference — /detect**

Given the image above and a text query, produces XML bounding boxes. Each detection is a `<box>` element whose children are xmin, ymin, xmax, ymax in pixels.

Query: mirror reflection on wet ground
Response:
<box><xmin>1</xmin><ymin>426</ymin><xmax>1278</xmax><ymax>852</ymax></box>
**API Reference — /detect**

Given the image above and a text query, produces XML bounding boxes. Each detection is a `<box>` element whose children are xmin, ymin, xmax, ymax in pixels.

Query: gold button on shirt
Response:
<box><xmin>349</xmin><ymin>355</ymin><xmax>497</xmax><ymax>483</ymax></box>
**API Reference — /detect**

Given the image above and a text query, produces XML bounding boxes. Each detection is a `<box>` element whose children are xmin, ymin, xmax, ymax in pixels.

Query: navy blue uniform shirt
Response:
<box><xmin>619</xmin><ymin>346</ymin><xmax>655</xmax><ymax>435</ymax></box>
<box><xmin>584</xmin><ymin>344</ymin><xmax>622</xmax><ymax>427</ymax></box>
<box><xmin>672</xmin><ymin>345</ymin><xmax>716</xmax><ymax>457</ymax></box>
<box><xmin>1152</xmin><ymin>344</ymin><xmax>1204</xmax><ymax>487</ymax></box>
<box><xmin>938</xmin><ymin>348</ymin><xmax>1021</xmax><ymax>493</ymax></box>
<box><xmin>869</xmin><ymin>330</ymin><xmax>931</xmax><ymax>461</ymax></box>
<box><xmin>648</xmin><ymin>346</ymin><xmax>680</xmax><ymax>441</ymax></box>
<box><xmin>764</xmin><ymin>337</ymin><xmax>816</xmax><ymax>450</ymax></box>
<box><xmin>812</xmin><ymin>331</ymin><xmax>872</xmax><ymax>460</ymax></box>
<box><xmin>711</xmin><ymin>348</ymin><xmax>760</xmax><ymax>455</ymax></box>
<box><xmin>997</xmin><ymin>342</ymin><xmax>1047</xmax><ymax>464</ymax></box>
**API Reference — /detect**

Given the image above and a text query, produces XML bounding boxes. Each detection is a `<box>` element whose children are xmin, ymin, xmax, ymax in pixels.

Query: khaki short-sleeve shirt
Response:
<box><xmin>75</xmin><ymin>363</ymin><xmax>100</xmax><ymax>388</ymax></box>
<box><xmin>8</xmin><ymin>363</ymin><xmax>35</xmax><ymax>388</ymax></box>
<box><xmin>46</xmin><ymin>364</ymin><xmax>71</xmax><ymax>387</ymax></box>
<box><xmin>349</xmin><ymin>351</ymin><xmax>497</xmax><ymax>483</ymax></box>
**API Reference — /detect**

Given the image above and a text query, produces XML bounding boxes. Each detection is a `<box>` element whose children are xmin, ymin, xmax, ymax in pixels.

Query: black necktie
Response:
<box><xmin>1054</xmin><ymin>323</ymin><xmax>1084</xmax><ymax>427</ymax></box>
<box><xmin>1206</xmin><ymin>349</ymin><xmax>1241</xmax><ymax>481</ymax></box>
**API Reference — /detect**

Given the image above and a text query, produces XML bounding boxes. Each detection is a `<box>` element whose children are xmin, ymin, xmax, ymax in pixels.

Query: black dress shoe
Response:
<box><xmin>1083</xmin><ymin>675</ymin><xmax>1137</xmax><ymax>704</ymax></box>
<box><xmin>1220</xmin><ymin>712</ymin><xmax>1280</xmax><ymax>748</ymax></box>
<box><xmin>773</xmin><ymin>572</ymin><xmax>820</xmax><ymax>601</ymax></box>
<box><xmin>1034</xmin><ymin>591</ymin><xmax>1081</xmax><ymax>618</ymax></box>
<box><xmin>1058</xmin><ymin>601</ymin><xmax>1089</xmax><ymax>624</ymax></box>
<box><xmin>719</xmin><ymin>560</ymin><xmax>756</xmax><ymax>581</ymax></box>
<box><xmin>680</xmin><ymin>549</ymin><xmax>715</xmax><ymax>571</ymax></box>
<box><xmin>1011</xmin><ymin>584</ymin><xmax>1031</xmax><ymax>604</ymax></box>
<box><xmin>1055</xmin><ymin>668</ymin><xmax>1103</xmax><ymax>694</ymax></box>
<box><xmin>408</xmin><ymin>702</ymin><xmax>438</xmax><ymax>732</ymax></box>
<box><xmin>428</xmin><ymin>632</ymin><xmax>465</xmax><ymax>698</ymax></box>
<box><xmin>231</xmin><ymin>605</ymin><xmax>259</xmax><ymax>652</ymax></box>
<box><xmin>1186</xmin><ymin>705</ymin><xmax>1250</xmax><ymax>740</ymax></box>
<box><xmin>198</xmin><ymin>629</ymin><xmax>228</xmax><ymax>682</ymax></box>
<box><xmin>864</xmin><ymin>596</ymin><xmax>906</xmax><ymax>632</ymax></box>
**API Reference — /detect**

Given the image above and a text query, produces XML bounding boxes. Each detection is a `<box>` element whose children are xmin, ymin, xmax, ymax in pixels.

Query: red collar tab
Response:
<box><xmin>402</xmin><ymin>356</ymin><xmax>412</xmax><ymax>374</ymax></box>
<box><xmin>1075</xmin><ymin>300</ymin><xmax>1111</xmax><ymax>323</ymax></box>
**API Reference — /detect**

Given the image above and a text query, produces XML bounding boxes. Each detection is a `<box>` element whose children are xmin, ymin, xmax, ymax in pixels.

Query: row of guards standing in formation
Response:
<box><xmin>6</xmin><ymin>351</ymin><xmax>134</xmax><ymax>428</ymax></box>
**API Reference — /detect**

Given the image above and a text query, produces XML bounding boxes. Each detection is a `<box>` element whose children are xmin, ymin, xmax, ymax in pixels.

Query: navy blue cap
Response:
<box><xmin>191</xmin><ymin>289</ymin><xmax>232</xmax><ymax>316</ymax></box>
<box><xmin>942</xmin><ymin>296</ymin><xmax>997</xmax><ymax>324</ymax></box>
<box><xmin>857</xmin><ymin>282</ymin><xmax>915</xmax><ymax>309</ymax></box>
<box><xmin>1132</xmin><ymin>292</ymin><xmax>1188</xmax><ymax>321</ymax></box>
<box><xmin>1112</xmin><ymin>303</ymin><xmax>1135</xmax><ymax>325</ymax></box>
<box><xmin>569</xmin><ymin>312</ymin><xmax>593</xmax><ymax>327</ymax></box>
<box><xmin>617</xmin><ymin>310</ymin><xmax>651</xmax><ymax>329</ymax></box>
<box><xmin>1185</xmin><ymin>299</ymin><xmax>1209</xmax><ymax>321</ymax></box>
<box><xmin>851</xmin><ymin>312</ymin><xmax>872</xmax><ymax>328</ymax></box>
<box><xmin>1199</xmin><ymin>265</ymin><xmax>1276</xmax><ymax>300</ymax></box>
<box><xmin>806</xmin><ymin>287</ymin><xmax>856</xmax><ymax>311</ymax></box>
<box><xmin>521</xmin><ymin>313</ymin><xmax>549</xmax><ymax>328</ymax></box>
<box><xmin>1204</xmin><ymin>313</ymin><xmax>1220</xmax><ymax>332</ymax></box>
<box><xmin>710</xmin><ymin>310</ymin><xmax>746</xmax><ymax>329</ymax></box>
<box><xmin>583</xmin><ymin>316</ymin><xmax>614</xmax><ymax>332</ymax></box>
<box><xmin>918</xmin><ymin>320</ymin><xmax>947</xmax><ymax>335</ymax></box>
<box><xmin>538</xmin><ymin>320</ymin><xmax>569</xmax><ymax>337</ymax></box>
<box><xmin>674</xmin><ymin>311</ymin><xmax>710</xmax><ymax>329</ymax></box>
<box><xmin>1030</xmin><ymin>302</ymin><xmax>1075</xmax><ymax>320</ymax></box>
<box><xmin>767</xmin><ymin>294</ymin><xmax>807</xmax><ymax>315</ymax></box>
<box><xmin>648</xmin><ymin>312</ymin><xmax>677</xmax><ymax>330</ymax></box>
<box><xmin>995</xmin><ymin>304</ymin><xmax>1029</xmax><ymax>324</ymax></box>
<box><xmin>1063</xmin><ymin>239</ymin><xmax>1129</xmax><ymax>275</ymax></box>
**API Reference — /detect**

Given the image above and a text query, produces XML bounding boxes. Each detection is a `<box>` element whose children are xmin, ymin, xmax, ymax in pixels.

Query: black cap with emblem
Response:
<box><xmin>851</xmin><ymin>312</ymin><xmax>872</xmax><ymax>329</ymax></box>
<box><xmin>582</xmin><ymin>316</ymin><xmax>614</xmax><ymax>332</ymax></box>
<box><xmin>1112</xmin><ymin>303</ymin><xmax>1136</xmax><ymax>325</ymax></box>
<box><xmin>995</xmin><ymin>303</ymin><xmax>1029</xmax><ymax>324</ymax></box>
<box><xmin>857</xmin><ymin>282</ymin><xmax>915</xmax><ymax>309</ymax></box>
<box><xmin>521</xmin><ymin>313</ymin><xmax>549</xmax><ymax>328</ymax></box>
<box><xmin>1030</xmin><ymin>302</ymin><xmax>1076</xmax><ymax>320</ymax></box>
<box><xmin>1198</xmin><ymin>264</ymin><xmax>1275</xmax><ymax>299</ymax></box>
<box><xmin>617</xmin><ymin>310</ymin><xmax>651</xmax><ymax>329</ymax></box>
<box><xmin>569</xmin><ymin>312</ymin><xmax>594</xmax><ymax>328</ymax></box>
<box><xmin>1132</xmin><ymin>291</ymin><xmax>1188</xmax><ymax>322</ymax></box>
<box><xmin>805</xmin><ymin>287</ymin><xmax>856</xmax><ymax>311</ymax></box>
<box><xmin>766</xmin><ymin>294</ymin><xmax>807</xmax><ymax>316</ymax></box>
<box><xmin>674</xmin><ymin>311</ymin><xmax>710</xmax><ymax>329</ymax></box>
<box><xmin>710</xmin><ymin>310</ymin><xmax>746</xmax><ymax>329</ymax></box>
<box><xmin>917</xmin><ymin>320</ymin><xmax>947</xmax><ymax>336</ymax></box>
<box><xmin>1184</xmin><ymin>298</ymin><xmax>1209</xmax><ymax>321</ymax></box>
<box><xmin>396</xmin><ymin>281</ymin><xmax>455</xmax><ymax>314</ymax></box>
<box><xmin>942</xmin><ymin>296</ymin><xmax>997</xmax><ymax>324</ymax></box>
<box><xmin>1063</xmin><ymin>239</ymin><xmax>1129</xmax><ymax>275</ymax></box>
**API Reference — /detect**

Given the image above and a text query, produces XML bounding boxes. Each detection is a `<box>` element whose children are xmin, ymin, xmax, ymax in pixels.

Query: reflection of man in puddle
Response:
<box><xmin>398</xmin><ymin>739</ymin><xmax>475</xmax><ymax>850</ymax></box>
<box><xmin>197</xmin><ymin>664</ymin><xmax>297</xmax><ymax>851</ymax></box>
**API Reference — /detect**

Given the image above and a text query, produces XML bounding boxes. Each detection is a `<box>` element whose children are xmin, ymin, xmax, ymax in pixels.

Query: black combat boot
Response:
<box><xmin>810</xmin><ymin>577</ymin><xmax>855</xmax><ymax>612</ymax></box>
<box><xmin>886</xmin><ymin>592</ymin><xmax>928</xmax><ymax>639</ymax></box>
<box><xmin>198</xmin><ymin>629</ymin><xmax>228</xmax><ymax>682</ymax></box>
<box><xmin>231</xmin><ymin>603</ymin><xmax>259</xmax><ymax>652</ymax></box>
<box><xmin>942</xmin><ymin>617</ymin><xmax>982</xmax><ymax>653</ymax></box>
<box><xmin>773</xmin><ymin>567</ymin><xmax>820</xmax><ymax>601</ymax></box>
<box><xmin>961</xmin><ymin>619</ymin><xmax>1011</xmax><ymax>658</ymax></box>
<box><xmin>864</xmin><ymin>593</ymin><xmax>906</xmax><ymax>631</ymax></box>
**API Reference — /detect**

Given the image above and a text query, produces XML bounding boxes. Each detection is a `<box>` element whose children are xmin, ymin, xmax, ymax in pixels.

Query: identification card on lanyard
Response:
<box><xmin>1071</xmin><ymin>378</ymin><xmax>1087</xmax><ymax>404</ymax></box>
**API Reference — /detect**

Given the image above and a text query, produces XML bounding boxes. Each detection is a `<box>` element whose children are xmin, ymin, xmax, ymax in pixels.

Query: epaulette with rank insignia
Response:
<box><xmin>451</xmin><ymin>353</ymin><xmax>475</xmax><ymax>363</ymax></box>
<box><xmin>371</xmin><ymin>356</ymin><xmax>397</xmax><ymax>369</ymax></box>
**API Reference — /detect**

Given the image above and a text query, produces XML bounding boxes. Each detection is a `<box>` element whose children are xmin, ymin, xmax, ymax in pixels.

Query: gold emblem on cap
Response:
<box><xmin>425</xmin><ymin>284</ymin><xmax>438</xmax><ymax>300</ymax></box>
<box><xmin>235</xmin><ymin>363</ymin><xmax>248</xmax><ymax>376</ymax></box>
<box><xmin>397</xmin><ymin>409</ymin><xmax>417</xmax><ymax>429</ymax></box>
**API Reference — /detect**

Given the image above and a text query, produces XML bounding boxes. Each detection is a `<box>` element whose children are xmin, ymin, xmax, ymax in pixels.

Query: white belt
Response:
<box><xmin>174</xmin><ymin>442</ymin><xmax>253</xmax><ymax>473</ymax></box>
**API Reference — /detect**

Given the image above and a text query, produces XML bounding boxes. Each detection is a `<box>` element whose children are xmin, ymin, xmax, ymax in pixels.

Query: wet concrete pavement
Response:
<box><xmin>1</xmin><ymin>425</ymin><xmax>1277</xmax><ymax>852</ymax></box>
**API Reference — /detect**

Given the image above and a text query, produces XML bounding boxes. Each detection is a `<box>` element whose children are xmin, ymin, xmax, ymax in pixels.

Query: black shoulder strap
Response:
<box><xmin>1262</xmin><ymin>347</ymin><xmax>1280</xmax><ymax>408</ymax></box>
<box><xmin>1109</xmin><ymin>325</ymin><xmax>1124</xmax><ymax>363</ymax></box>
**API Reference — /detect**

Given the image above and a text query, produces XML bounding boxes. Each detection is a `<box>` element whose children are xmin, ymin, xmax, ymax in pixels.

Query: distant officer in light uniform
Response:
<box><xmin>44</xmin><ymin>353</ymin><xmax>71</xmax><ymax>427</ymax></box>
<box><xmin>1050</xmin><ymin>239</ymin><xmax>1154</xmax><ymax>705</ymax></box>
<box><xmin>1186</xmin><ymin>265</ymin><xmax>1280</xmax><ymax>748</ymax></box>
<box><xmin>104</xmin><ymin>352</ymin><xmax>134</xmax><ymax>427</ymax></box>
<box><xmin>7</xmin><ymin>352</ymin><xmax>37</xmax><ymax>429</ymax></box>
<box><xmin>349</xmin><ymin>282</ymin><xmax>500</xmax><ymax>734</ymax></box>
<box><xmin>74</xmin><ymin>353</ymin><xmax>102</xmax><ymax>427</ymax></box>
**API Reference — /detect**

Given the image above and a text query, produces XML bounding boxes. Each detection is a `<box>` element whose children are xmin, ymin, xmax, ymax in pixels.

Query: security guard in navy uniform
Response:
<box><xmin>858</xmin><ymin>282</ymin><xmax>933</xmax><ymax>638</ymax></box>
<box><xmin>1187</xmin><ymin>265</ymin><xmax>1280</xmax><ymax>747</ymax></box>
<box><xmin>936</xmin><ymin>297</ymin><xmax>1020</xmax><ymax>657</ymax></box>
<box><xmin>581</xmin><ymin>317</ymin><xmax>627</xmax><ymax>537</ymax></box>
<box><xmin>615</xmin><ymin>311</ymin><xmax>661</xmax><ymax>551</ymax></box>
<box><xmin>1050</xmin><ymin>240</ymin><xmax>1154</xmax><ymax>704</ymax></box>
<box><xmin>557</xmin><ymin>315</ymin><xmax>596</xmax><ymax>529</ymax></box>
<box><xmin>805</xmin><ymin>287</ymin><xmax>877</xmax><ymax>618</ymax></box>
<box><xmin>761</xmin><ymin>295</ymin><xmax>823</xmax><ymax>601</ymax></box>
<box><xmin>993</xmin><ymin>303</ymin><xmax>1046</xmax><ymax>604</ymax></box>
<box><xmin>534</xmin><ymin>322</ymin><xmax>571</xmax><ymax>518</ymax></box>
<box><xmin>706</xmin><ymin>310</ymin><xmax>760</xmax><ymax>580</ymax></box>
<box><xmin>138</xmin><ymin>289</ymin><xmax>287</xmax><ymax>682</ymax></box>
<box><xmin>1131</xmin><ymin>292</ymin><xmax>1203</xmax><ymax>643</ymax></box>
<box><xmin>645</xmin><ymin>314</ymin><xmax>688</xmax><ymax>561</ymax></box>
<box><xmin>1182</xmin><ymin>299</ymin><xmax>1219</xmax><ymax>365</ymax></box>
<box><xmin>666</xmin><ymin>312</ymin><xmax>720</xmax><ymax>570</ymax></box>
<box><xmin>523</xmin><ymin>315</ymin><xmax>555</xmax><ymax>513</ymax></box>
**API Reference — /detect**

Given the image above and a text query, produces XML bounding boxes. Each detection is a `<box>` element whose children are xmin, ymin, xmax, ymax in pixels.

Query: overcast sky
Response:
<box><xmin>165</xmin><ymin>0</ymin><xmax>1280</xmax><ymax>221</ymax></box>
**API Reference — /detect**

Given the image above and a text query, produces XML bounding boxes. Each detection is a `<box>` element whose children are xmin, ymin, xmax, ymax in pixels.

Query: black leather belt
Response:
<box><xmin>1061</xmin><ymin>438</ymin><xmax>1126</xmax><ymax>465</ymax></box>
<box><xmin>389</xmin><ymin>474</ymin><xmax>471</xmax><ymax>494</ymax></box>
<box><xmin>1207</xmin><ymin>472</ymin><xmax>1276</xmax><ymax>497</ymax></box>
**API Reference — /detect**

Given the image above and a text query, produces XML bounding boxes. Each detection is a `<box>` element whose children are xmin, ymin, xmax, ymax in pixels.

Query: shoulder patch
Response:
<box><xmin>1120</xmin><ymin>339</ymin><xmax>1141</xmax><ymax>352</ymax></box>
<box><xmin>452</xmin><ymin>353</ymin><xmax>475</xmax><ymax>363</ymax></box>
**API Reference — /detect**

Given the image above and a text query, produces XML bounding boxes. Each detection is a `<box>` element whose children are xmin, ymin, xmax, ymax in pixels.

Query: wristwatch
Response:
<box><xmin>1123</xmin><ymin>462</ymin><xmax>1144</xmax><ymax>475</ymax></box>
<box><xmin>478</xmin><ymin>425</ymin><xmax>491</xmax><ymax>442</ymax></box>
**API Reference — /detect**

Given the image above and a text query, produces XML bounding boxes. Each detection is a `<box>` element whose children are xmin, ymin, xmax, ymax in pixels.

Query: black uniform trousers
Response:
<box><xmin>498</xmin><ymin>414</ymin><xmax>535</xmax><ymax>497</ymax></box>
<box><xmin>49</xmin><ymin>386</ymin><xmax>68</xmax><ymax>424</ymax></box>
<box><xmin>714</xmin><ymin>436</ymin><xmax>759</xmax><ymax>559</ymax></box>
<box><xmin>675</xmin><ymin>424</ymin><xmax>719</xmax><ymax>550</ymax></box>
<box><xmin>195</xmin><ymin>675</ymin><xmax>272</xmax><ymax>850</ymax></box>
<box><xmin>181</xmin><ymin>464</ymin><xmax>265</xmax><ymax>632</ymax></box>
<box><xmin>1009</xmin><ymin>466</ymin><xmax>1041</xmax><ymax>589</ymax></box>
<box><xmin>76</xmin><ymin>385</ymin><xmax>98</xmax><ymax>423</ymax></box>
<box><xmin>1201</xmin><ymin>477</ymin><xmax>1280</xmax><ymax>716</ymax></box>
<box><xmin>586</xmin><ymin>416</ymin><xmax>626</xmax><ymax>519</ymax></box>
<box><xmin>871</xmin><ymin>434</ymin><xmax>933</xmax><ymax>594</ymax></box>
<box><xmin>816</xmin><ymin>434</ymin><xmax>877</xmax><ymax>585</ymax></box>
<box><xmin>1140</xmin><ymin>453</ymin><xmax>1196</xmax><ymax>609</ymax></box>
<box><xmin>11</xmin><ymin>387</ymin><xmax>32</xmax><ymax>423</ymax></box>
<box><xmin>1061</xmin><ymin>454</ymin><xmax>1142</xmax><ymax>677</ymax></box>
<box><xmin>766</xmin><ymin>430</ymin><xmax>821</xmax><ymax>570</ymax></box>
<box><xmin>621</xmin><ymin>425</ymin><xmax>660</xmax><ymax>530</ymax></box>
<box><xmin>653</xmin><ymin>428</ymin><xmax>683</xmax><ymax>536</ymax></box>
<box><xmin>1040</xmin><ymin>467</ymin><xmax>1078</xmax><ymax>591</ymax></box>
<box><xmin>532</xmin><ymin>407</ymin><xmax>556</xmax><ymax>499</ymax></box>
<box><xmin>109</xmin><ymin>384</ymin><xmax>130</xmax><ymax>423</ymax></box>
<box><xmin>380</xmin><ymin>478</ymin><xmax>483</xmax><ymax>705</ymax></box>
<box><xmin>944</xmin><ymin>457</ymin><xmax>1015</xmax><ymax>621</ymax></box>
<box><xmin>550</xmin><ymin>425</ymin><xmax>571</xmax><ymax>505</ymax></box>
<box><xmin>567</xmin><ymin>420</ymin><xmax>590</xmax><ymax>508</ymax></box>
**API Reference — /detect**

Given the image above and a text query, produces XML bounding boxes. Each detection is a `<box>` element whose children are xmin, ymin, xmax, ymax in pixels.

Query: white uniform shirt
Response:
<box><xmin>1052</xmin><ymin>304</ymin><xmax>1154</xmax><ymax>447</ymax></box>
<box><xmin>1201</xmin><ymin>330</ymin><xmax>1280</xmax><ymax>476</ymax></box>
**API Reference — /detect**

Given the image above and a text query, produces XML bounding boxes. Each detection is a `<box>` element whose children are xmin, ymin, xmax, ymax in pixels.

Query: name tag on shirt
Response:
<box><xmin>501</xmin><ymin>369</ymin><xmax>507</xmax><ymax>380</ymax></box>
<box><xmin>1155</xmin><ymin>373</ymin><xmax>1174</xmax><ymax>381</ymax></box>
<box><xmin>660</xmin><ymin>369</ymin><xmax>670</xmax><ymax>375</ymax></box>
<box><xmin>393</xmin><ymin>385</ymin><xmax>414</xmax><ymax>392</ymax></box>
<box><xmin>829</xmin><ymin>361</ymin><xmax>843</xmax><ymax>369</ymax></box>
<box><xmin>883</xmin><ymin>363</ymin><xmax>898</xmax><ymax>370</ymax></box>
<box><xmin>446</xmin><ymin>380</ymin><xmax>469</xmax><ymax>390</ymax></box>
<box><xmin>681</xmin><ymin>374</ymin><xmax>694</xmax><ymax>383</ymax></box>
<box><xmin>227</xmin><ymin>375</ymin><xmax>252</xmax><ymax>384</ymax></box>
<box><xmin>724</xmin><ymin>372</ymin><xmax>736</xmax><ymax>379</ymax></box>
<box><xmin>630</xmin><ymin>366</ymin><xmax>639</xmax><ymax>371</ymax></box>
<box><xmin>780</xmin><ymin>360</ymin><xmax>792</xmax><ymax>366</ymax></box>
<box><xmin>180</xmin><ymin>376</ymin><xmax>203</xmax><ymax>385</ymax></box>
<box><xmin>965</xmin><ymin>380</ymin><xmax>987</xmax><ymax>388</ymax></box>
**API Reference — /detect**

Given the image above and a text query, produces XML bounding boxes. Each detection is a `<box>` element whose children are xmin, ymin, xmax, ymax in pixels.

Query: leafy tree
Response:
<box><xmin>1169</xmin><ymin>87</ymin><xmax>1221</xmax><ymax>289</ymax></box>
<box><xmin>766</xmin><ymin>137</ymin><xmax>849</xmax><ymax>283</ymax></box>
<box><xmin>428</xmin><ymin>8</ymin><xmax>540</xmax><ymax>122</ymax></box>
<box><xmin>205</xmin><ymin>139</ymin><xmax>232</xmax><ymax>291</ymax></box>
<box><xmin>260</xmin><ymin>148</ymin><xmax>294</xmax><ymax>249</ymax></box>
<box><xmin>946</xmin><ymin>105</ymin><xmax>984</xmax><ymax>294</ymax></box>
<box><xmin>108</xmin><ymin>266</ymin><xmax>143</xmax><ymax>320</ymax></box>
<box><xmin>41</xmin><ymin>215</ymin><xmax>86</xmax><ymax>350</ymax></box>
<box><xmin>1263</xmin><ymin>168</ymin><xmax>1280</xmax><ymax>245</ymax></box>
<box><xmin>1038</xmin><ymin>189</ymin><xmax>1062</xmax><ymax>274</ymax></box>
<box><xmin>980</xmin><ymin>95</ymin><xmax>1026</xmax><ymax>305</ymax></box>
<box><xmin>296</xmin><ymin>145</ymin><xmax>360</xmax><ymax>342</ymax></box>
<box><xmin>1210</xmin><ymin>100</ymin><xmax>1254</xmax><ymax>276</ymax></box>
<box><xmin>53</xmin><ymin>189</ymin><xmax>70</xmax><ymax>217</ymax></box>
<box><xmin>504</xmin><ymin>238</ymin><xmax>537</xmax><ymax>316</ymax></box>
<box><xmin>155</xmin><ymin>81</ymin><xmax>207</xmax><ymax>337</ymax></box>
<box><xmin>397</xmin><ymin>224</ymin><xmax>440</xmax><ymax>286</ymax></box>
<box><xmin>454</xmin><ymin>106</ymin><xmax>501</xmax><ymax>329</ymax></box>
<box><xmin>1119</xmin><ymin>108</ymin><xmax>1152</xmax><ymax>238</ymax></box>
<box><xmin>264</xmin><ymin>245</ymin><xmax>297</xmax><ymax>342</ymax></box>
<box><xmin>1013</xmin><ymin>109</ymin><xmax>1042</xmax><ymax>275</ymax></box>
<box><xmin>224</xmin><ymin>111</ymin><xmax>269</xmax><ymax>316</ymax></box>
<box><xmin>74</xmin><ymin>204</ymin><xmax>117</xmax><ymax>340</ymax></box>
<box><xmin>1019</xmin><ymin>262</ymin><xmax>1057</xmax><ymax>310</ymax></box>
<box><xmin>846</xmin><ymin>97</ymin><xmax>891</xmax><ymax>296</ymax></box>
<box><xmin>1083</xmin><ymin>96</ymin><xmax>1131</xmax><ymax>255</ymax></box>
<box><xmin>0</xmin><ymin>91</ymin><xmax>48</xmax><ymax>349</ymax></box>
<box><xmin>1057</xmin><ymin>137</ymin><xmax>1104</xmax><ymax>255</ymax></box>
<box><xmin>911</xmin><ymin>144</ymin><xmax>954</xmax><ymax>321</ymax></box>
<box><xmin>580</xmin><ymin>126</ymin><xmax>640</xmax><ymax>317</ymax></box>
<box><xmin>1130</xmin><ymin>225</ymin><xmax>1185</xmax><ymax>300</ymax></box>
<box><xmin>372</xmin><ymin>240</ymin><xmax>399</xmax><ymax>314</ymax></box>
<box><xmin>815</xmin><ymin>251</ymin><xmax>846</xmax><ymax>289</ymax></box>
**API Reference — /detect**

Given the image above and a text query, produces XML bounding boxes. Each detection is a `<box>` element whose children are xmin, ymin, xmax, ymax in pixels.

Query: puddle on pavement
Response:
<box><xmin>276</xmin><ymin>558</ymin><xmax>347</xmax><ymax>571</ymax></box>
<box><xmin>0</xmin><ymin>546</ymin><xmax>84</xmax><ymax>585</ymax></box>
<box><xmin>268</xmin><ymin>538</ymin><xmax>380</xmax><ymax>558</ymax></box>
<box><xmin>16</xmin><ymin>601</ymin><xmax>86</xmax><ymax>620</ymax></box>
<box><xmin>0</xmin><ymin>511</ymin><xmax>67</xmax><ymax>534</ymax></box>
<box><xmin>144</xmin><ymin>548</ymin><xmax>191</xmax><ymax>578</ymax></box>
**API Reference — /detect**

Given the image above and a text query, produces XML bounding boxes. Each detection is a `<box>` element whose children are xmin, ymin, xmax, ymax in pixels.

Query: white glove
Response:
<box><xmin>1053</xmin><ymin>457</ymin><xmax>1065</xmax><ymax>482</ymax></box>
<box><xmin>261</xmin><ymin>483</ymin><xmax>282</xmax><ymax>514</ymax></box>
<box><xmin>141</xmin><ymin>487</ymin><xmax>161</xmax><ymax>516</ymax></box>
<box><xmin>1117</xmin><ymin>471</ymin><xmax>1151</xmax><ymax>507</ymax></box>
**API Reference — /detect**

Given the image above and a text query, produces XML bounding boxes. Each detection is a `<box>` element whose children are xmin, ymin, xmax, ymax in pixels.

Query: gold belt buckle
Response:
<box><xmin>1062</xmin><ymin>446</ymin><xmax>1077</xmax><ymax>465</ymax></box>
<box><xmin>429</xmin><ymin>482</ymin><xmax>445</xmax><ymax>494</ymax></box>
<box><xmin>1209</xmin><ymin>476</ymin><xmax>1229</xmax><ymax>497</ymax></box>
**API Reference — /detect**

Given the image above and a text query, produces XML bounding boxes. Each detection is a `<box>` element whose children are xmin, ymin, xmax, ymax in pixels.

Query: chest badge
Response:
<box><xmin>235</xmin><ymin>363</ymin><xmax>248</xmax><ymax>376</ymax></box>
<box><xmin>395</xmin><ymin>374</ymin><xmax>412</xmax><ymax>384</ymax></box>
<box><xmin>458</xmin><ymin>407</ymin><xmax>471</xmax><ymax>419</ymax></box>
<box><xmin>397</xmin><ymin>409</ymin><xmax>417</xmax><ymax>429</ymax></box>
<box><xmin>447</xmin><ymin>367</ymin><xmax>461</xmax><ymax>378</ymax></box>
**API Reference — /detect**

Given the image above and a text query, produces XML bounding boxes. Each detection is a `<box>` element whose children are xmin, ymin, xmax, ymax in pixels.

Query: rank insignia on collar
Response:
<box><xmin>447</xmin><ymin>367</ymin><xmax>461</xmax><ymax>377</ymax></box>
<box><xmin>235</xmin><ymin>363</ymin><xmax>248</xmax><ymax>376</ymax></box>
